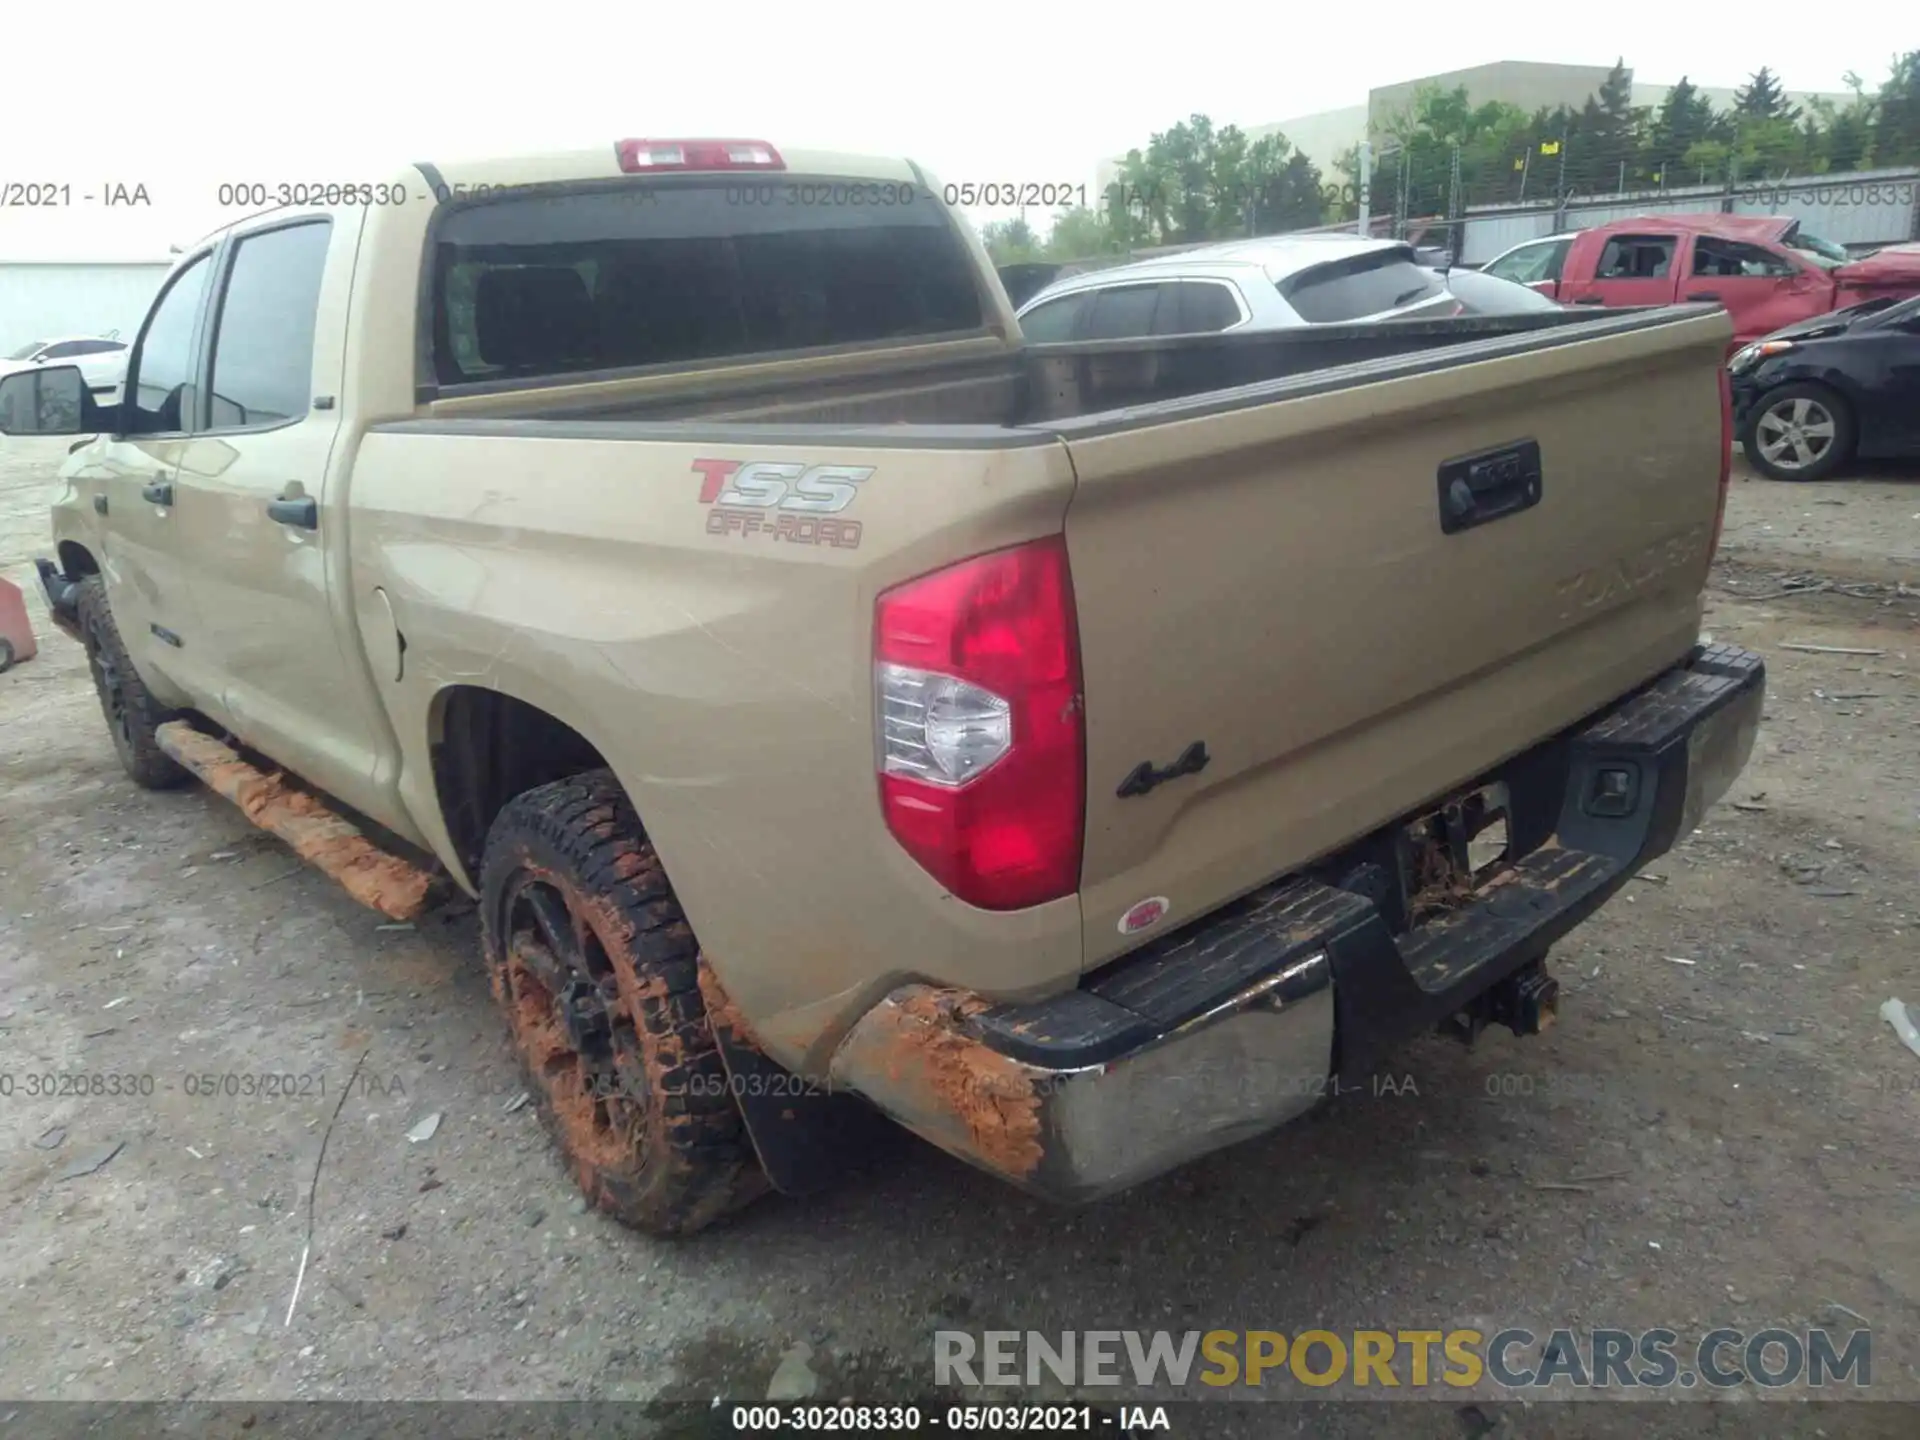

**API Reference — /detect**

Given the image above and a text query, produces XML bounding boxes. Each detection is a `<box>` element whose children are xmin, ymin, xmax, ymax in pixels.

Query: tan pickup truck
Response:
<box><xmin>8</xmin><ymin>139</ymin><xmax>1763</xmax><ymax>1235</ymax></box>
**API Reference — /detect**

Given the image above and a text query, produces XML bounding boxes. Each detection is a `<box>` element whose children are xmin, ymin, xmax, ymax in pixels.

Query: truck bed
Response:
<box><xmin>410</xmin><ymin>306</ymin><xmax>1668</xmax><ymax>432</ymax></box>
<box><xmin>357</xmin><ymin>301</ymin><xmax>1732</xmax><ymax>1062</ymax></box>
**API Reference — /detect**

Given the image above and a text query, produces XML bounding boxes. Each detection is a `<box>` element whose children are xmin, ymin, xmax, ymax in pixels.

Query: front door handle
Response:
<box><xmin>1571</xmin><ymin>296</ymin><xmax>1607</xmax><ymax>306</ymax></box>
<box><xmin>267</xmin><ymin>495</ymin><xmax>318</xmax><ymax>530</ymax></box>
<box><xmin>1686</xmin><ymin>291</ymin><xmax>1722</xmax><ymax>301</ymax></box>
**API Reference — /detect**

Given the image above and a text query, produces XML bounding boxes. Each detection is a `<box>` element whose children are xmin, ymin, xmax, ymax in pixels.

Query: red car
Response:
<box><xmin>1483</xmin><ymin>214</ymin><xmax>1920</xmax><ymax>348</ymax></box>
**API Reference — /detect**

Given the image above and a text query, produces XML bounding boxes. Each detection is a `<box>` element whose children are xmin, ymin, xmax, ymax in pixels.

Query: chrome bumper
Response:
<box><xmin>829</xmin><ymin>643</ymin><xmax>1765</xmax><ymax>1205</ymax></box>
<box><xmin>828</xmin><ymin>955</ymin><xmax>1333</xmax><ymax>1204</ymax></box>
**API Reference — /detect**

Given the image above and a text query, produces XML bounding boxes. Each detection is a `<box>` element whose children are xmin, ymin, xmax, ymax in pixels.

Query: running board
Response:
<box><xmin>155</xmin><ymin>721</ymin><xmax>441</xmax><ymax>921</ymax></box>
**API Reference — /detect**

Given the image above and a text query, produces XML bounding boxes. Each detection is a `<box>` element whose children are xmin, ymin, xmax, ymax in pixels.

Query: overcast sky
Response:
<box><xmin>0</xmin><ymin>0</ymin><xmax>1888</xmax><ymax>261</ymax></box>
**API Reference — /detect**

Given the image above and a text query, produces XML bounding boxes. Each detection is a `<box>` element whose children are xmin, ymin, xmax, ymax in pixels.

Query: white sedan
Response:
<box><xmin>0</xmin><ymin>336</ymin><xmax>130</xmax><ymax>400</ymax></box>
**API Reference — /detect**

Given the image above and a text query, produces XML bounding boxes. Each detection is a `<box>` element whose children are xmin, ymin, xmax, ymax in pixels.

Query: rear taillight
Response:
<box><xmin>1709</xmin><ymin>366</ymin><xmax>1734</xmax><ymax>561</ymax></box>
<box><xmin>615</xmin><ymin>139</ymin><xmax>784</xmax><ymax>173</ymax></box>
<box><xmin>875</xmin><ymin>537</ymin><xmax>1084</xmax><ymax>911</ymax></box>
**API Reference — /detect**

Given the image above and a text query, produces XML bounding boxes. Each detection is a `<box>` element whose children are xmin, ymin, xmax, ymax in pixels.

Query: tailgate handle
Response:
<box><xmin>1438</xmin><ymin>441</ymin><xmax>1542</xmax><ymax>536</ymax></box>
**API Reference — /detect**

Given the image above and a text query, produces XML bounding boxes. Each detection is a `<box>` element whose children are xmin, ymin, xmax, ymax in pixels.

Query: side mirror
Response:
<box><xmin>0</xmin><ymin>365</ymin><xmax>95</xmax><ymax>436</ymax></box>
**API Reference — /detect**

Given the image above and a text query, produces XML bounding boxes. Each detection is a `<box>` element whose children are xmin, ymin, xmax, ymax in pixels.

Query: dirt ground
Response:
<box><xmin>2</xmin><ymin>439</ymin><xmax>1918</xmax><ymax>1437</ymax></box>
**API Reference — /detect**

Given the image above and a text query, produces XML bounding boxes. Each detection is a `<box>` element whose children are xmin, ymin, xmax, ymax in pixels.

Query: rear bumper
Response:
<box><xmin>827</xmin><ymin>644</ymin><xmax>1765</xmax><ymax>1203</ymax></box>
<box><xmin>35</xmin><ymin>557</ymin><xmax>84</xmax><ymax>642</ymax></box>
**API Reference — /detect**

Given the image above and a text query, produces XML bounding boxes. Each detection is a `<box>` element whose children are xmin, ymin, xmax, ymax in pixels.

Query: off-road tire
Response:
<box><xmin>479</xmin><ymin>770</ymin><xmax>768</xmax><ymax>1236</ymax></box>
<box><xmin>74</xmin><ymin>578</ymin><xmax>189</xmax><ymax>789</ymax></box>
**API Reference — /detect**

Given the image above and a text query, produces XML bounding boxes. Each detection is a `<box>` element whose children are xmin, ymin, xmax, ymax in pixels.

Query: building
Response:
<box><xmin>1096</xmin><ymin>61</ymin><xmax>1856</xmax><ymax>194</ymax></box>
<box><xmin>0</xmin><ymin>260</ymin><xmax>173</xmax><ymax>357</ymax></box>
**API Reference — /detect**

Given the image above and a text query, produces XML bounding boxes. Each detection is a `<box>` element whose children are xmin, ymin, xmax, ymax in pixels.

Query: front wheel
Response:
<box><xmin>479</xmin><ymin>770</ymin><xmax>768</xmax><ymax>1236</ymax></box>
<box><xmin>74</xmin><ymin>578</ymin><xmax>188</xmax><ymax>788</ymax></box>
<box><xmin>1741</xmin><ymin>383</ymin><xmax>1854</xmax><ymax>482</ymax></box>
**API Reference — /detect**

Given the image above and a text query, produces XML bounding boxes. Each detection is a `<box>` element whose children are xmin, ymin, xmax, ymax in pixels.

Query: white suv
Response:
<box><xmin>1</xmin><ymin>336</ymin><xmax>130</xmax><ymax>399</ymax></box>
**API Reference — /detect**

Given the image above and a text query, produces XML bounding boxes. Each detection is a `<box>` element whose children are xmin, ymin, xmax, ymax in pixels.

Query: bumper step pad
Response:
<box><xmin>972</xmin><ymin>643</ymin><xmax>1766</xmax><ymax>1081</ymax></box>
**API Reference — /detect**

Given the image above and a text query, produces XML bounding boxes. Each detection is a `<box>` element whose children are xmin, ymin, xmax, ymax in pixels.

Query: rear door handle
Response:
<box><xmin>1572</xmin><ymin>296</ymin><xmax>1607</xmax><ymax>306</ymax></box>
<box><xmin>142</xmin><ymin>476</ymin><xmax>173</xmax><ymax>505</ymax></box>
<box><xmin>267</xmin><ymin>494</ymin><xmax>318</xmax><ymax>530</ymax></box>
<box><xmin>1686</xmin><ymin>291</ymin><xmax>1722</xmax><ymax>301</ymax></box>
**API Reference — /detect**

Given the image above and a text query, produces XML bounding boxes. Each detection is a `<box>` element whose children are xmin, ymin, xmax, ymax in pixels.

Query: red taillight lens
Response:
<box><xmin>1710</xmin><ymin>366</ymin><xmax>1734</xmax><ymax>561</ymax></box>
<box><xmin>875</xmin><ymin>537</ymin><xmax>1084</xmax><ymax>911</ymax></box>
<box><xmin>615</xmin><ymin>139</ymin><xmax>785</xmax><ymax>173</ymax></box>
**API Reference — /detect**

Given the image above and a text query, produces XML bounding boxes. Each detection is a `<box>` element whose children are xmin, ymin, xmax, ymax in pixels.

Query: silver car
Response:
<box><xmin>1013</xmin><ymin>235</ymin><xmax>1464</xmax><ymax>342</ymax></box>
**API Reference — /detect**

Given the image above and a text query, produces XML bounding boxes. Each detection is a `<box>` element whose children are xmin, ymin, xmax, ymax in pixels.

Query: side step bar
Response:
<box><xmin>155</xmin><ymin>721</ymin><xmax>441</xmax><ymax>922</ymax></box>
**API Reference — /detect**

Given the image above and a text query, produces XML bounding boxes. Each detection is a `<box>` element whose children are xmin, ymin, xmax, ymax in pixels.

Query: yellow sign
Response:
<box><xmin>1201</xmin><ymin>1330</ymin><xmax>1481</xmax><ymax>1387</ymax></box>
<box><xmin>1540</xmin><ymin>140</ymin><xmax>1562</xmax><ymax>156</ymax></box>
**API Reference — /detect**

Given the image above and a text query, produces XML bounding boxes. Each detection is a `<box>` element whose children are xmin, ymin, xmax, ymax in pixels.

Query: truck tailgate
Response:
<box><xmin>1062</xmin><ymin>309</ymin><xmax>1732</xmax><ymax>967</ymax></box>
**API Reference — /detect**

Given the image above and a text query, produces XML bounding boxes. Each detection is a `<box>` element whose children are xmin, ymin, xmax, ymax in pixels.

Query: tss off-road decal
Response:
<box><xmin>693</xmin><ymin>459</ymin><xmax>873</xmax><ymax>549</ymax></box>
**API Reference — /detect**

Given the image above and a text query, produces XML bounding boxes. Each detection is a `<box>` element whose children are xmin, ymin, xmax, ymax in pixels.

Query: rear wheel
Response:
<box><xmin>1742</xmin><ymin>383</ymin><xmax>1854</xmax><ymax>482</ymax></box>
<box><xmin>74</xmin><ymin>578</ymin><xmax>188</xmax><ymax>788</ymax></box>
<box><xmin>479</xmin><ymin>770</ymin><xmax>767</xmax><ymax>1236</ymax></box>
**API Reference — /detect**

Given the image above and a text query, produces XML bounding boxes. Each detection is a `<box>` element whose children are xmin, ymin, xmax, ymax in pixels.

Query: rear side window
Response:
<box><xmin>1019</xmin><ymin>291</ymin><xmax>1089</xmax><ymax>343</ymax></box>
<box><xmin>1281</xmin><ymin>250</ymin><xmax>1444</xmax><ymax>322</ymax></box>
<box><xmin>1694</xmin><ymin>237</ymin><xmax>1797</xmax><ymax>278</ymax></box>
<box><xmin>1594</xmin><ymin>235</ymin><xmax>1676</xmax><ymax>280</ymax></box>
<box><xmin>1160</xmin><ymin>282</ymin><xmax>1242</xmax><ymax>334</ymax></box>
<box><xmin>1082</xmin><ymin>284</ymin><xmax>1166</xmax><ymax>340</ymax></box>
<box><xmin>431</xmin><ymin>180</ymin><xmax>985</xmax><ymax>384</ymax></box>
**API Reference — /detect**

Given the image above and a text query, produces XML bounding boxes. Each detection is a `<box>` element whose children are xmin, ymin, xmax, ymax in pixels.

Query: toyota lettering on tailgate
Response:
<box><xmin>693</xmin><ymin>458</ymin><xmax>872</xmax><ymax>549</ymax></box>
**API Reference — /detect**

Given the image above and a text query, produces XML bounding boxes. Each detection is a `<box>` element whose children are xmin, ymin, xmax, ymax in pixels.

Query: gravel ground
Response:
<box><xmin>2</xmin><ymin>438</ymin><xmax>1918</xmax><ymax>1438</ymax></box>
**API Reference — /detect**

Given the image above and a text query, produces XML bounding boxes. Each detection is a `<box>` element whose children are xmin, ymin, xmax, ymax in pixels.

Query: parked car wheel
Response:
<box><xmin>1742</xmin><ymin>383</ymin><xmax>1855</xmax><ymax>482</ymax></box>
<box><xmin>479</xmin><ymin>770</ymin><xmax>768</xmax><ymax>1236</ymax></box>
<box><xmin>74</xmin><ymin>578</ymin><xmax>189</xmax><ymax>788</ymax></box>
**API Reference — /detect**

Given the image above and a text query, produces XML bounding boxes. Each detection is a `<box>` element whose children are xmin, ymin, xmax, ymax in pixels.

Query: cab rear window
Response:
<box><xmin>429</xmin><ymin>179</ymin><xmax>986</xmax><ymax>385</ymax></box>
<box><xmin>1280</xmin><ymin>250</ymin><xmax>1445</xmax><ymax>323</ymax></box>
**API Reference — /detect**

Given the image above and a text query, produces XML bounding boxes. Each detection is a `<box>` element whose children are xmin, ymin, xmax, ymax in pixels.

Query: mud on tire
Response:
<box><xmin>478</xmin><ymin>770</ymin><xmax>768</xmax><ymax>1236</ymax></box>
<box><xmin>74</xmin><ymin>577</ymin><xmax>189</xmax><ymax>789</ymax></box>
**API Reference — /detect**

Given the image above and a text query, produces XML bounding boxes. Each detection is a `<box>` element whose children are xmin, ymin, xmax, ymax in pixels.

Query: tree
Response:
<box><xmin>1574</xmin><ymin>59</ymin><xmax>1645</xmax><ymax>192</ymax></box>
<box><xmin>1044</xmin><ymin>206</ymin><xmax>1124</xmax><ymax>261</ymax></box>
<box><xmin>1105</xmin><ymin>114</ymin><xmax>1306</xmax><ymax>246</ymax></box>
<box><xmin>1870</xmin><ymin>49</ymin><xmax>1920</xmax><ymax>166</ymax></box>
<box><xmin>978</xmin><ymin>216</ymin><xmax>1040</xmax><ymax>266</ymax></box>
<box><xmin>1805</xmin><ymin>92</ymin><xmax>1875</xmax><ymax>172</ymax></box>
<box><xmin>1256</xmin><ymin>151</ymin><xmax>1328</xmax><ymax>232</ymax></box>
<box><xmin>1734</xmin><ymin>66</ymin><xmax>1800</xmax><ymax>125</ymax></box>
<box><xmin>1643</xmin><ymin>77</ymin><xmax>1715</xmax><ymax>185</ymax></box>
